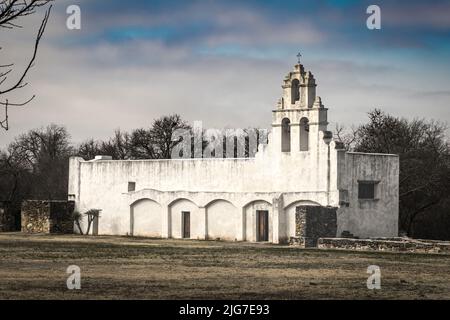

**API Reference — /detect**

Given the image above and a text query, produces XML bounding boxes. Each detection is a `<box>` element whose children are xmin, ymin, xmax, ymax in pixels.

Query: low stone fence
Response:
<box><xmin>21</xmin><ymin>200</ymin><xmax>75</xmax><ymax>234</ymax></box>
<box><xmin>317</xmin><ymin>237</ymin><xmax>450</xmax><ymax>254</ymax></box>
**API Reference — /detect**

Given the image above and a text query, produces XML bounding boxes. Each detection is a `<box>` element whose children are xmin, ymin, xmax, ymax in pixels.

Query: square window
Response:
<box><xmin>358</xmin><ymin>181</ymin><xmax>378</xmax><ymax>200</ymax></box>
<box><xmin>128</xmin><ymin>182</ymin><xmax>136</xmax><ymax>192</ymax></box>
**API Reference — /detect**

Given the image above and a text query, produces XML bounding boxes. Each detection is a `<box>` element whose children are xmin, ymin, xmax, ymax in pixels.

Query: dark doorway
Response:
<box><xmin>256</xmin><ymin>210</ymin><xmax>269</xmax><ymax>242</ymax></box>
<box><xmin>13</xmin><ymin>209</ymin><xmax>21</xmax><ymax>231</ymax></box>
<box><xmin>182</xmin><ymin>211</ymin><xmax>191</xmax><ymax>239</ymax></box>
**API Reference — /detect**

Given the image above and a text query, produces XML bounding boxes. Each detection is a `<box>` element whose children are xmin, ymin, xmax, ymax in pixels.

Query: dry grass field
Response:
<box><xmin>0</xmin><ymin>233</ymin><xmax>449</xmax><ymax>300</ymax></box>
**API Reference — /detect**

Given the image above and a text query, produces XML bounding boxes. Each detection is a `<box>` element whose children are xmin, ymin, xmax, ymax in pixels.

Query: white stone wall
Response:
<box><xmin>68</xmin><ymin>146</ymin><xmax>398</xmax><ymax>242</ymax></box>
<box><xmin>68</xmin><ymin>135</ymin><xmax>339</xmax><ymax>243</ymax></box>
<box><xmin>336</xmin><ymin>152</ymin><xmax>400</xmax><ymax>238</ymax></box>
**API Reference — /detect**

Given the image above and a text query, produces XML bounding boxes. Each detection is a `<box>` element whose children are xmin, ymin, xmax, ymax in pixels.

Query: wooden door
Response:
<box><xmin>257</xmin><ymin>210</ymin><xmax>269</xmax><ymax>242</ymax></box>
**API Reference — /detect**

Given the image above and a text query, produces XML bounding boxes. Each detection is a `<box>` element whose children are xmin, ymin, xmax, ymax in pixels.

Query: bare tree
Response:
<box><xmin>150</xmin><ymin>114</ymin><xmax>191</xmax><ymax>159</ymax></box>
<box><xmin>76</xmin><ymin>139</ymin><xmax>102</xmax><ymax>161</ymax></box>
<box><xmin>0</xmin><ymin>0</ymin><xmax>52</xmax><ymax>130</ymax></box>
<box><xmin>8</xmin><ymin>124</ymin><xmax>73</xmax><ymax>199</ymax></box>
<box><xmin>129</xmin><ymin>128</ymin><xmax>157</xmax><ymax>160</ymax></box>
<box><xmin>1</xmin><ymin>123</ymin><xmax>70</xmax><ymax>229</ymax></box>
<box><xmin>100</xmin><ymin>129</ymin><xmax>132</xmax><ymax>160</ymax></box>
<box><xmin>0</xmin><ymin>148</ymin><xmax>29</xmax><ymax>203</ymax></box>
<box><xmin>334</xmin><ymin>124</ymin><xmax>358</xmax><ymax>151</ymax></box>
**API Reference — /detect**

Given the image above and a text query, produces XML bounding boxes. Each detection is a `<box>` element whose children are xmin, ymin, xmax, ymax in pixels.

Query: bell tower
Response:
<box><xmin>271</xmin><ymin>62</ymin><xmax>329</xmax><ymax>154</ymax></box>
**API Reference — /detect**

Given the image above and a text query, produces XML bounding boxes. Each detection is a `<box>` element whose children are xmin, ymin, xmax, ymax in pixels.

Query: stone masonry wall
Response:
<box><xmin>21</xmin><ymin>200</ymin><xmax>74</xmax><ymax>234</ymax></box>
<box><xmin>21</xmin><ymin>201</ymin><xmax>51</xmax><ymax>233</ymax></box>
<box><xmin>291</xmin><ymin>206</ymin><xmax>337</xmax><ymax>248</ymax></box>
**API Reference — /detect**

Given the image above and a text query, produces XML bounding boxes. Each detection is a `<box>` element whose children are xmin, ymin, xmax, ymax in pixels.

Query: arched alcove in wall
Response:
<box><xmin>205</xmin><ymin>199</ymin><xmax>238</xmax><ymax>241</ymax></box>
<box><xmin>130</xmin><ymin>199</ymin><xmax>162</xmax><ymax>237</ymax></box>
<box><xmin>168</xmin><ymin>198</ymin><xmax>200</xmax><ymax>239</ymax></box>
<box><xmin>243</xmin><ymin>200</ymin><xmax>273</xmax><ymax>242</ymax></box>
<box><xmin>300</xmin><ymin>117</ymin><xmax>310</xmax><ymax>151</ymax></box>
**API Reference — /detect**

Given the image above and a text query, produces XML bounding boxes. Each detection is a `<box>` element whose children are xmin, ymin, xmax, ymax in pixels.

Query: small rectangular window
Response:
<box><xmin>128</xmin><ymin>182</ymin><xmax>136</xmax><ymax>192</ymax></box>
<box><xmin>358</xmin><ymin>181</ymin><xmax>378</xmax><ymax>200</ymax></box>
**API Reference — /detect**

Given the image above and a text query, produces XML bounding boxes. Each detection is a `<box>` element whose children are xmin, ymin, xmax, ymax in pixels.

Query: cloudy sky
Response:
<box><xmin>1</xmin><ymin>0</ymin><xmax>449</xmax><ymax>146</ymax></box>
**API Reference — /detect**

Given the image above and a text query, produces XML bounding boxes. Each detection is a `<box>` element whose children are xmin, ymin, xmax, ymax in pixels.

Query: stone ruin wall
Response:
<box><xmin>290</xmin><ymin>206</ymin><xmax>338</xmax><ymax>248</ymax></box>
<box><xmin>21</xmin><ymin>200</ymin><xmax>74</xmax><ymax>234</ymax></box>
<box><xmin>318</xmin><ymin>238</ymin><xmax>450</xmax><ymax>254</ymax></box>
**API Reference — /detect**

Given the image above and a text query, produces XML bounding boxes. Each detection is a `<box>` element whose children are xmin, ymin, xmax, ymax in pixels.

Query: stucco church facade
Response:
<box><xmin>68</xmin><ymin>63</ymin><xmax>399</xmax><ymax>245</ymax></box>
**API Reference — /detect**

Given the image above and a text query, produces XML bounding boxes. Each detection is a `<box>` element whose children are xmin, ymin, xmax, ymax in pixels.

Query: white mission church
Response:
<box><xmin>68</xmin><ymin>62</ymin><xmax>399</xmax><ymax>246</ymax></box>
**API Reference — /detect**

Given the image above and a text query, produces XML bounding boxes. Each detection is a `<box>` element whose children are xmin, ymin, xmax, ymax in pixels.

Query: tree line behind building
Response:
<box><xmin>1</xmin><ymin>111</ymin><xmax>449</xmax><ymax>240</ymax></box>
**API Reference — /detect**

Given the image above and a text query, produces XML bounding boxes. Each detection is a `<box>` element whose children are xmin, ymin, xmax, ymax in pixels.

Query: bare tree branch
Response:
<box><xmin>0</xmin><ymin>1</ymin><xmax>51</xmax><ymax>27</ymax></box>
<box><xmin>334</xmin><ymin>123</ymin><xmax>358</xmax><ymax>151</ymax></box>
<box><xmin>0</xmin><ymin>0</ymin><xmax>52</xmax><ymax>130</ymax></box>
<box><xmin>0</xmin><ymin>99</ymin><xmax>9</xmax><ymax>130</ymax></box>
<box><xmin>0</xmin><ymin>95</ymin><xmax>34</xmax><ymax>106</ymax></box>
<box><xmin>0</xmin><ymin>4</ymin><xmax>51</xmax><ymax>96</ymax></box>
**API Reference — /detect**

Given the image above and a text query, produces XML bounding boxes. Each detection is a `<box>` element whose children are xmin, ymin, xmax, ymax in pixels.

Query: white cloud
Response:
<box><xmin>1</xmin><ymin>1</ymin><xmax>449</xmax><ymax>147</ymax></box>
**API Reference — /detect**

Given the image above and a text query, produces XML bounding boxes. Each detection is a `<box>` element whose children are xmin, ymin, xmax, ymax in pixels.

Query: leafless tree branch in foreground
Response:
<box><xmin>0</xmin><ymin>0</ymin><xmax>52</xmax><ymax>131</ymax></box>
